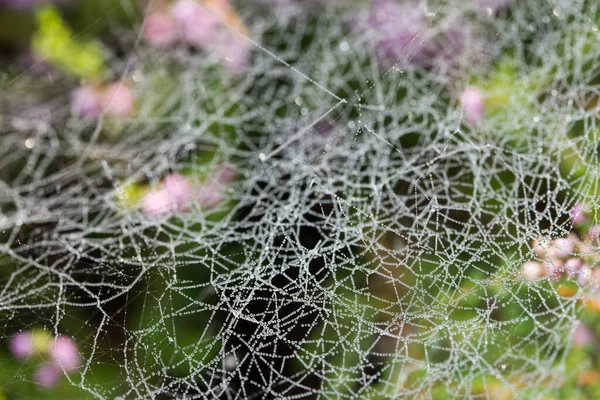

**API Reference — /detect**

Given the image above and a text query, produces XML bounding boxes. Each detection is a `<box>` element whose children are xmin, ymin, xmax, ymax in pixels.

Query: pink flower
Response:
<box><xmin>101</xmin><ymin>83</ymin><xmax>135</xmax><ymax>118</ymax></box>
<box><xmin>550</xmin><ymin>237</ymin><xmax>575</xmax><ymax>259</ymax></box>
<box><xmin>588</xmin><ymin>225</ymin><xmax>600</xmax><ymax>241</ymax></box>
<box><xmin>170</xmin><ymin>0</ymin><xmax>251</xmax><ymax>74</ymax></box>
<box><xmin>219</xmin><ymin>35</ymin><xmax>251</xmax><ymax>75</ymax></box>
<box><xmin>34</xmin><ymin>364</ymin><xmax>61</xmax><ymax>387</ymax></box>
<box><xmin>142</xmin><ymin>189</ymin><xmax>175</xmax><ymax>216</ymax></box>
<box><xmin>71</xmin><ymin>86</ymin><xmax>103</xmax><ymax>118</ymax></box>
<box><xmin>198</xmin><ymin>164</ymin><xmax>236</xmax><ymax>208</ymax></box>
<box><xmin>143</xmin><ymin>174</ymin><xmax>193</xmax><ymax>217</ymax></box>
<box><xmin>142</xmin><ymin>168</ymin><xmax>235</xmax><ymax>216</ymax></box>
<box><xmin>198</xmin><ymin>185</ymin><xmax>226</xmax><ymax>208</ymax></box>
<box><xmin>143</xmin><ymin>12</ymin><xmax>179</xmax><ymax>47</ymax></box>
<box><xmin>522</xmin><ymin>261</ymin><xmax>545</xmax><ymax>280</ymax></box>
<box><xmin>578</xmin><ymin>241</ymin><xmax>596</xmax><ymax>256</ymax></box>
<box><xmin>171</xmin><ymin>0</ymin><xmax>221</xmax><ymax>49</ymax></box>
<box><xmin>461</xmin><ymin>86</ymin><xmax>485</xmax><ymax>124</ymax></box>
<box><xmin>215</xmin><ymin>163</ymin><xmax>237</xmax><ymax>183</ymax></box>
<box><xmin>564</xmin><ymin>257</ymin><xmax>583</xmax><ymax>275</ymax></box>
<box><xmin>8</xmin><ymin>331</ymin><xmax>34</xmax><ymax>360</ymax></box>
<box><xmin>532</xmin><ymin>238</ymin><xmax>551</xmax><ymax>257</ymax></box>
<box><xmin>50</xmin><ymin>336</ymin><xmax>82</xmax><ymax>372</ymax></box>
<box><xmin>544</xmin><ymin>258</ymin><xmax>564</xmax><ymax>281</ymax></box>
<box><xmin>573</xmin><ymin>323</ymin><xmax>595</xmax><ymax>348</ymax></box>
<box><xmin>562</xmin><ymin>257</ymin><xmax>592</xmax><ymax>285</ymax></box>
<box><xmin>577</xmin><ymin>265</ymin><xmax>593</xmax><ymax>286</ymax></box>
<box><xmin>571</xmin><ymin>203</ymin><xmax>588</xmax><ymax>226</ymax></box>
<box><xmin>163</xmin><ymin>174</ymin><xmax>194</xmax><ymax>205</ymax></box>
<box><xmin>352</xmin><ymin>0</ymin><xmax>433</xmax><ymax>67</ymax></box>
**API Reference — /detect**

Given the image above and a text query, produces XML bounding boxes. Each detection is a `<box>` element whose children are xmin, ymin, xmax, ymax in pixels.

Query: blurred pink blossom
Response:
<box><xmin>550</xmin><ymin>237</ymin><xmax>575</xmax><ymax>259</ymax></box>
<box><xmin>8</xmin><ymin>331</ymin><xmax>34</xmax><ymax>360</ymax></box>
<box><xmin>101</xmin><ymin>83</ymin><xmax>135</xmax><ymax>118</ymax></box>
<box><xmin>72</xmin><ymin>83</ymin><xmax>135</xmax><ymax>119</ymax></box>
<box><xmin>170</xmin><ymin>0</ymin><xmax>251</xmax><ymax>74</ymax></box>
<box><xmin>571</xmin><ymin>203</ymin><xmax>588</xmax><ymax>226</ymax></box>
<box><xmin>461</xmin><ymin>86</ymin><xmax>485</xmax><ymax>124</ymax></box>
<box><xmin>578</xmin><ymin>241</ymin><xmax>596</xmax><ymax>256</ymax></box>
<box><xmin>573</xmin><ymin>323</ymin><xmax>595</xmax><ymax>348</ymax></box>
<box><xmin>588</xmin><ymin>224</ymin><xmax>600</xmax><ymax>241</ymax></box>
<box><xmin>352</xmin><ymin>0</ymin><xmax>433</xmax><ymax>67</ymax></box>
<box><xmin>50</xmin><ymin>336</ymin><xmax>82</xmax><ymax>372</ymax></box>
<box><xmin>219</xmin><ymin>35</ymin><xmax>251</xmax><ymax>75</ymax></box>
<box><xmin>564</xmin><ymin>257</ymin><xmax>583</xmax><ymax>274</ymax></box>
<box><xmin>544</xmin><ymin>258</ymin><xmax>564</xmax><ymax>281</ymax></box>
<box><xmin>171</xmin><ymin>0</ymin><xmax>220</xmax><ymax>49</ymax></box>
<box><xmin>199</xmin><ymin>164</ymin><xmax>236</xmax><ymax>209</ymax></box>
<box><xmin>143</xmin><ymin>174</ymin><xmax>193</xmax><ymax>216</ymax></box>
<box><xmin>34</xmin><ymin>364</ymin><xmax>61</xmax><ymax>387</ymax></box>
<box><xmin>577</xmin><ymin>265</ymin><xmax>593</xmax><ymax>286</ymax></box>
<box><xmin>522</xmin><ymin>261</ymin><xmax>545</xmax><ymax>280</ymax></box>
<box><xmin>143</xmin><ymin>11</ymin><xmax>179</xmax><ymax>47</ymax></box>
<box><xmin>532</xmin><ymin>238</ymin><xmax>550</xmax><ymax>257</ymax></box>
<box><xmin>71</xmin><ymin>86</ymin><xmax>103</xmax><ymax>118</ymax></box>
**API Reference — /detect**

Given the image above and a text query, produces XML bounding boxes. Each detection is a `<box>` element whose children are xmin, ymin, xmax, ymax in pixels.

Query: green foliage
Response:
<box><xmin>32</xmin><ymin>6</ymin><xmax>105</xmax><ymax>80</ymax></box>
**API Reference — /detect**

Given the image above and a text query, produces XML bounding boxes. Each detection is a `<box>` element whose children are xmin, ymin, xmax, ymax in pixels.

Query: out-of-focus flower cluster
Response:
<box><xmin>8</xmin><ymin>331</ymin><xmax>81</xmax><ymax>387</ymax></box>
<box><xmin>523</xmin><ymin>203</ymin><xmax>600</xmax><ymax>285</ymax></box>
<box><xmin>116</xmin><ymin>164</ymin><xmax>236</xmax><ymax>217</ymax></box>
<box><xmin>143</xmin><ymin>0</ymin><xmax>251</xmax><ymax>74</ymax></box>
<box><xmin>71</xmin><ymin>83</ymin><xmax>135</xmax><ymax>119</ymax></box>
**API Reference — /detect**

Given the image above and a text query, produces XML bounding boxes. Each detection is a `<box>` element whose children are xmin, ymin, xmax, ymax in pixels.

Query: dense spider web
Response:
<box><xmin>1</xmin><ymin>0</ymin><xmax>600</xmax><ymax>398</ymax></box>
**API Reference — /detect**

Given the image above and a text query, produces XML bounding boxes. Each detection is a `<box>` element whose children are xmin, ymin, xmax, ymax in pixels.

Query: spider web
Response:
<box><xmin>1</xmin><ymin>0</ymin><xmax>599</xmax><ymax>398</ymax></box>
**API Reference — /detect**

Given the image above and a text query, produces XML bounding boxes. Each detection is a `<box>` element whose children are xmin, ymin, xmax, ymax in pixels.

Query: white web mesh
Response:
<box><xmin>1</xmin><ymin>0</ymin><xmax>600</xmax><ymax>398</ymax></box>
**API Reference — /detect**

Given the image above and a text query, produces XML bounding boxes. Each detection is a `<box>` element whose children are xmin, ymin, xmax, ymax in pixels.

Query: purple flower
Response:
<box><xmin>433</xmin><ymin>26</ymin><xmax>469</xmax><ymax>72</ymax></box>
<box><xmin>549</xmin><ymin>237</ymin><xmax>575</xmax><ymax>259</ymax></box>
<box><xmin>72</xmin><ymin>83</ymin><xmax>135</xmax><ymax>119</ymax></box>
<box><xmin>570</xmin><ymin>203</ymin><xmax>588</xmax><ymax>226</ymax></box>
<box><xmin>49</xmin><ymin>336</ymin><xmax>82</xmax><ymax>372</ymax></box>
<box><xmin>461</xmin><ymin>86</ymin><xmax>485</xmax><ymax>124</ymax></box>
<box><xmin>579</xmin><ymin>241</ymin><xmax>596</xmax><ymax>257</ymax></box>
<box><xmin>577</xmin><ymin>265</ymin><xmax>593</xmax><ymax>286</ymax></box>
<box><xmin>34</xmin><ymin>364</ymin><xmax>61</xmax><ymax>387</ymax></box>
<box><xmin>588</xmin><ymin>224</ymin><xmax>600</xmax><ymax>241</ymax></box>
<box><xmin>522</xmin><ymin>261</ymin><xmax>545</xmax><ymax>280</ymax></box>
<box><xmin>71</xmin><ymin>86</ymin><xmax>103</xmax><ymax>118</ymax></box>
<box><xmin>198</xmin><ymin>164</ymin><xmax>236</xmax><ymax>209</ymax></box>
<box><xmin>171</xmin><ymin>0</ymin><xmax>221</xmax><ymax>49</ymax></box>
<box><xmin>143</xmin><ymin>11</ymin><xmax>179</xmax><ymax>48</ymax></box>
<box><xmin>8</xmin><ymin>331</ymin><xmax>34</xmax><ymax>360</ymax></box>
<box><xmin>143</xmin><ymin>173</ymin><xmax>194</xmax><ymax>217</ymax></box>
<box><xmin>564</xmin><ymin>257</ymin><xmax>583</xmax><ymax>274</ymax></box>
<box><xmin>573</xmin><ymin>323</ymin><xmax>595</xmax><ymax>348</ymax></box>
<box><xmin>352</xmin><ymin>0</ymin><xmax>433</xmax><ymax>67</ymax></box>
<box><xmin>170</xmin><ymin>0</ymin><xmax>251</xmax><ymax>74</ymax></box>
<box><xmin>101</xmin><ymin>83</ymin><xmax>135</xmax><ymax>118</ymax></box>
<box><xmin>544</xmin><ymin>258</ymin><xmax>564</xmax><ymax>281</ymax></box>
